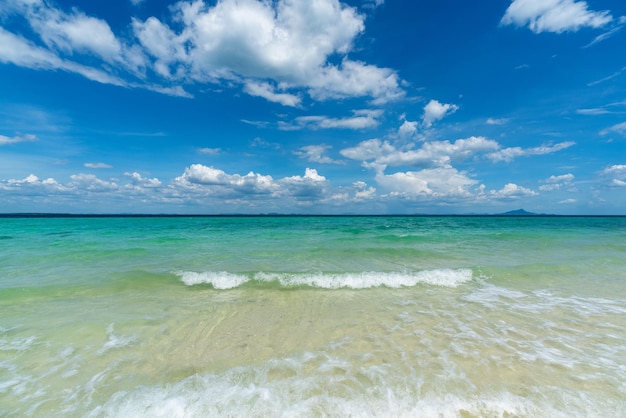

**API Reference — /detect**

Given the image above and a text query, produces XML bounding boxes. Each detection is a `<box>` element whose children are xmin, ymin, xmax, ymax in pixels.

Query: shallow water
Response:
<box><xmin>1</xmin><ymin>216</ymin><xmax>625</xmax><ymax>416</ymax></box>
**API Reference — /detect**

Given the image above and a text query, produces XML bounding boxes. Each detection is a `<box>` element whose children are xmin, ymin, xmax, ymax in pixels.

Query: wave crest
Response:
<box><xmin>175</xmin><ymin>269</ymin><xmax>473</xmax><ymax>290</ymax></box>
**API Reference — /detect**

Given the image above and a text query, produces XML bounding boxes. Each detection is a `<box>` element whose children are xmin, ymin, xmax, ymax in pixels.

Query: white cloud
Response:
<box><xmin>341</xmin><ymin>136</ymin><xmax>500</xmax><ymax>169</ymax></box>
<box><xmin>398</xmin><ymin>118</ymin><xmax>418</xmax><ymax>138</ymax></box>
<box><xmin>84</xmin><ymin>162</ymin><xmax>112</xmax><ymax>169</ymax></box>
<box><xmin>422</xmin><ymin>99</ymin><xmax>458</xmax><ymax>127</ymax></box>
<box><xmin>175</xmin><ymin>164</ymin><xmax>278</xmax><ymax>195</ymax></box>
<box><xmin>307</xmin><ymin>59</ymin><xmax>404</xmax><ymax>104</ymax></box>
<box><xmin>602</xmin><ymin>164</ymin><xmax>626</xmax><ymax>175</ymax></box>
<box><xmin>486</xmin><ymin>118</ymin><xmax>509</xmax><ymax>125</ymax></box>
<box><xmin>501</xmin><ymin>0</ymin><xmax>613</xmax><ymax>33</ymax></box>
<box><xmin>600</xmin><ymin>121</ymin><xmax>626</xmax><ymax>136</ymax></box>
<box><xmin>155</xmin><ymin>0</ymin><xmax>403</xmax><ymax>104</ymax></box>
<box><xmin>490</xmin><ymin>183</ymin><xmax>537</xmax><ymax>198</ymax></box>
<box><xmin>27</xmin><ymin>4</ymin><xmax>122</xmax><ymax>62</ymax></box>
<box><xmin>486</xmin><ymin>141</ymin><xmax>574</xmax><ymax>162</ymax></box>
<box><xmin>1</xmin><ymin>0</ymin><xmax>404</xmax><ymax>103</ymax></box>
<box><xmin>584</xmin><ymin>22</ymin><xmax>626</xmax><ymax>48</ymax></box>
<box><xmin>0</xmin><ymin>133</ymin><xmax>37</xmax><ymax>145</ymax></box>
<box><xmin>539</xmin><ymin>173</ymin><xmax>574</xmax><ymax>191</ymax></box>
<box><xmin>69</xmin><ymin>174</ymin><xmax>119</xmax><ymax>192</ymax></box>
<box><xmin>198</xmin><ymin>147</ymin><xmax>221</xmax><ymax>155</ymax></box>
<box><xmin>243</xmin><ymin>81</ymin><xmax>302</xmax><ymax>107</ymax></box>
<box><xmin>124</xmin><ymin>172</ymin><xmax>161</xmax><ymax>188</ymax></box>
<box><xmin>294</xmin><ymin>145</ymin><xmax>342</xmax><ymax>164</ymax></box>
<box><xmin>377</xmin><ymin>167</ymin><xmax>477</xmax><ymax>198</ymax></box>
<box><xmin>287</xmin><ymin>109</ymin><xmax>383</xmax><ymax>130</ymax></box>
<box><xmin>544</xmin><ymin>173</ymin><xmax>575</xmax><ymax>183</ymax></box>
<box><xmin>0</xmin><ymin>27</ymin><xmax>128</xmax><ymax>86</ymax></box>
<box><xmin>280</xmin><ymin>168</ymin><xmax>327</xmax><ymax>198</ymax></box>
<box><xmin>587</xmin><ymin>66</ymin><xmax>626</xmax><ymax>87</ymax></box>
<box><xmin>602</xmin><ymin>164</ymin><xmax>626</xmax><ymax>187</ymax></box>
<box><xmin>353</xmin><ymin>181</ymin><xmax>376</xmax><ymax>200</ymax></box>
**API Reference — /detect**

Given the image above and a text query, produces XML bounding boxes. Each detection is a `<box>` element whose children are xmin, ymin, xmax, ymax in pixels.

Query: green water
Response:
<box><xmin>1</xmin><ymin>216</ymin><xmax>625</xmax><ymax>416</ymax></box>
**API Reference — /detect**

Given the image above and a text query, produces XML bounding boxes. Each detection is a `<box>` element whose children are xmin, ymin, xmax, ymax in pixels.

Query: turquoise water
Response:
<box><xmin>1</xmin><ymin>216</ymin><xmax>625</xmax><ymax>416</ymax></box>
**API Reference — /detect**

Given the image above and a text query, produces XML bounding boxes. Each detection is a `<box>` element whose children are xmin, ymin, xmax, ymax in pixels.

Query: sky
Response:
<box><xmin>1</xmin><ymin>0</ymin><xmax>625</xmax><ymax>214</ymax></box>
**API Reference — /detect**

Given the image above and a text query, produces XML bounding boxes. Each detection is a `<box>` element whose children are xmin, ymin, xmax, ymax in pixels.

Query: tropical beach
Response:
<box><xmin>1</xmin><ymin>215</ymin><xmax>625</xmax><ymax>416</ymax></box>
<box><xmin>2</xmin><ymin>0</ymin><xmax>626</xmax><ymax>415</ymax></box>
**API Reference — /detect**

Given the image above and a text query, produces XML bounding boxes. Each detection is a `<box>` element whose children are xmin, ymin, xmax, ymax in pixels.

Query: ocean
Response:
<box><xmin>0</xmin><ymin>215</ymin><xmax>625</xmax><ymax>417</ymax></box>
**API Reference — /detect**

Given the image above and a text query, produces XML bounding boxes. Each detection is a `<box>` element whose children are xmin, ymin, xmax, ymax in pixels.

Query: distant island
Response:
<box><xmin>498</xmin><ymin>209</ymin><xmax>539</xmax><ymax>216</ymax></box>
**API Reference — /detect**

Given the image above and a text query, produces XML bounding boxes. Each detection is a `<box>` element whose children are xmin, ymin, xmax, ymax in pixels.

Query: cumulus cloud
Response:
<box><xmin>601</xmin><ymin>164</ymin><xmax>626</xmax><ymax>187</ymax></box>
<box><xmin>124</xmin><ymin>172</ymin><xmax>162</xmax><ymax>188</ymax></box>
<box><xmin>398</xmin><ymin>119</ymin><xmax>419</xmax><ymax>138</ymax></box>
<box><xmin>280</xmin><ymin>168</ymin><xmax>328</xmax><ymax>200</ymax></box>
<box><xmin>0</xmin><ymin>0</ymin><xmax>404</xmax><ymax>104</ymax></box>
<box><xmin>501</xmin><ymin>0</ymin><xmax>613</xmax><ymax>33</ymax></box>
<box><xmin>422</xmin><ymin>100</ymin><xmax>459</xmax><ymax>127</ymax></box>
<box><xmin>173</xmin><ymin>164</ymin><xmax>329</xmax><ymax>203</ymax></box>
<box><xmin>376</xmin><ymin>167</ymin><xmax>477</xmax><ymax>198</ymax></box>
<box><xmin>0</xmin><ymin>133</ymin><xmax>37</xmax><ymax>145</ymax></box>
<box><xmin>341</xmin><ymin>136</ymin><xmax>500</xmax><ymax>170</ymax></box>
<box><xmin>138</xmin><ymin>0</ymin><xmax>403</xmax><ymax>103</ymax></box>
<box><xmin>489</xmin><ymin>183</ymin><xmax>538</xmax><ymax>199</ymax></box>
<box><xmin>175</xmin><ymin>164</ymin><xmax>278</xmax><ymax>195</ymax></box>
<box><xmin>539</xmin><ymin>173</ymin><xmax>574</xmax><ymax>191</ymax></box>
<box><xmin>353</xmin><ymin>181</ymin><xmax>376</xmax><ymax>200</ymax></box>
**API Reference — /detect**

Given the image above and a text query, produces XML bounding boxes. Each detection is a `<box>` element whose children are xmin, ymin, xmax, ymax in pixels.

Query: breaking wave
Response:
<box><xmin>175</xmin><ymin>269</ymin><xmax>473</xmax><ymax>290</ymax></box>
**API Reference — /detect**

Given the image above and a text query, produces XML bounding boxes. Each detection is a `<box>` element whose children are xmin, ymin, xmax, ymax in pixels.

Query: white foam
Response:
<box><xmin>177</xmin><ymin>269</ymin><xmax>473</xmax><ymax>289</ymax></box>
<box><xmin>86</xmin><ymin>353</ymin><xmax>605</xmax><ymax>418</ymax></box>
<box><xmin>0</xmin><ymin>335</ymin><xmax>38</xmax><ymax>352</ymax></box>
<box><xmin>175</xmin><ymin>271</ymin><xmax>249</xmax><ymax>289</ymax></box>
<box><xmin>98</xmin><ymin>324</ymin><xmax>138</xmax><ymax>355</ymax></box>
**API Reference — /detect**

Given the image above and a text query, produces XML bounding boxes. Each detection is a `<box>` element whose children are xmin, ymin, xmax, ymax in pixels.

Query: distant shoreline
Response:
<box><xmin>1</xmin><ymin>213</ymin><xmax>625</xmax><ymax>218</ymax></box>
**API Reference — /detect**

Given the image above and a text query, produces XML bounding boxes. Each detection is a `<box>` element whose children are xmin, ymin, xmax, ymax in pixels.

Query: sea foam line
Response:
<box><xmin>175</xmin><ymin>269</ymin><xmax>473</xmax><ymax>289</ymax></box>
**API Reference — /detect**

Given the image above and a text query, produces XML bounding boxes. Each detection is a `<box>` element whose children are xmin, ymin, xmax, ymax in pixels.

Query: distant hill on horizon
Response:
<box><xmin>498</xmin><ymin>209</ymin><xmax>539</xmax><ymax>216</ymax></box>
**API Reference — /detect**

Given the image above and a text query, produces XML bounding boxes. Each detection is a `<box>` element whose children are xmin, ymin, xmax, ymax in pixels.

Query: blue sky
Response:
<box><xmin>1</xmin><ymin>0</ymin><xmax>625</xmax><ymax>214</ymax></box>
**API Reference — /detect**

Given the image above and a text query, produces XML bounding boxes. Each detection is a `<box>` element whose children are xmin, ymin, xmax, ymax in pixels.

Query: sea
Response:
<box><xmin>0</xmin><ymin>215</ymin><xmax>625</xmax><ymax>417</ymax></box>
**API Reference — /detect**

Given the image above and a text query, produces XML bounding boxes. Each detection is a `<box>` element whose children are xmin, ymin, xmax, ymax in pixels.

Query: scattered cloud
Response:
<box><xmin>0</xmin><ymin>133</ymin><xmax>37</xmax><ymax>145</ymax></box>
<box><xmin>422</xmin><ymin>99</ymin><xmax>458</xmax><ymax>128</ymax></box>
<box><xmin>341</xmin><ymin>136</ymin><xmax>502</xmax><ymax>170</ymax></box>
<box><xmin>243</xmin><ymin>81</ymin><xmax>302</xmax><ymax>107</ymax></box>
<box><xmin>283</xmin><ymin>109</ymin><xmax>383</xmax><ymax>130</ymax></box>
<box><xmin>539</xmin><ymin>173</ymin><xmax>574</xmax><ymax>191</ymax></box>
<box><xmin>600</xmin><ymin>121</ymin><xmax>626</xmax><ymax>136</ymax></box>
<box><xmin>587</xmin><ymin>66</ymin><xmax>626</xmax><ymax>87</ymax></box>
<box><xmin>489</xmin><ymin>183</ymin><xmax>537</xmax><ymax>199</ymax></box>
<box><xmin>84</xmin><ymin>162</ymin><xmax>112</xmax><ymax>169</ymax></box>
<box><xmin>398</xmin><ymin>119</ymin><xmax>419</xmax><ymax>138</ymax></box>
<box><xmin>376</xmin><ymin>167</ymin><xmax>477</xmax><ymax>198</ymax></box>
<box><xmin>0</xmin><ymin>0</ymin><xmax>404</xmax><ymax>104</ymax></box>
<box><xmin>601</xmin><ymin>164</ymin><xmax>626</xmax><ymax>187</ymax></box>
<box><xmin>198</xmin><ymin>147</ymin><xmax>221</xmax><ymax>155</ymax></box>
<box><xmin>294</xmin><ymin>145</ymin><xmax>343</xmax><ymax>164</ymax></box>
<box><xmin>124</xmin><ymin>172</ymin><xmax>161</xmax><ymax>188</ymax></box>
<box><xmin>583</xmin><ymin>18</ymin><xmax>626</xmax><ymax>48</ymax></box>
<box><xmin>486</xmin><ymin>118</ymin><xmax>509</xmax><ymax>125</ymax></box>
<box><xmin>501</xmin><ymin>0</ymin><xmax>613</xmax><ymax>33</ymax></box>
<box><xmin>486</xmin><ymin>141</ymin><xmax>575</xmax><ymax>162</ymax></box>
